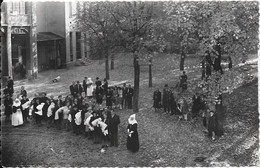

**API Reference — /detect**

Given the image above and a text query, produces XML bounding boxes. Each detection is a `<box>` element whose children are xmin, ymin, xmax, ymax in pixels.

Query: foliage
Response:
<box><xmin>163</xmin><ymin>1</ymin><xmax>259</xmax><ymax>63</ymax></box>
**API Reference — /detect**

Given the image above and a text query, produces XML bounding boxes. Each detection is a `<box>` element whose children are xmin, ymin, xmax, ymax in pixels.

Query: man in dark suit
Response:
<box><xmin>109</xmin><ymin>109</ymin><xmax>120</xmax><ymax>147</ymax></box>
<box><xmin>95</xmin><ymin>77</ymin><xmax>102</xmax><ymax>90</ymax></box>
<box><xmin>169</xmin><ymin>87</ymin><xmax>177</xmax><ymax>115</ymax></box>
<box><xmin>75</xmin><ymin>81</ymin><xmax>83</xmax><ymax>96</ymax></box>
<box><xmin>70</xmin><ymin>81</ymin><xmax>77</xmax><ymax>97</ymax></box>
<box><xmin>122</xmin><ymin>83</ymin><xmax>128</xmax><ymax>109</ymax></box>
<box><xmin>83</xmin><ymin>77</ymin><xmax>88</xmax><ymax>95</ymax></box>
<box><xmin>162</xmin><ymin>84</ymin><xmax>170</xmax><ymax>113</ymax></box>
<box><xmin>126</xmin><ymin>85</ymin><xmax>134</xmax><ymax>109</ymax></box>
<box><xmin>192</xmin><ymin>92</ymin><xmax>201</xmax><ymax>118</ymax></box>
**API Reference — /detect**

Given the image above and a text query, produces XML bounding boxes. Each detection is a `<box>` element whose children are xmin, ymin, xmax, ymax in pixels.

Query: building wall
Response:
<box><xmin>1</xmin><ymin>2</ymin><xmax>38</xmax><ymax>80</ymax></box>
<box><xmin>36</xmin><ymin>2</ymin><xmax>66</xmax><ymax>38</ymax></box>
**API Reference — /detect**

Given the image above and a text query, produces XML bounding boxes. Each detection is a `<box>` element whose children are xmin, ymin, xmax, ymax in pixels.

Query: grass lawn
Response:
<box><xmin>2</xmin><ymin>53</ymin><xmax>259</xmax><ymax>167</ymax></box>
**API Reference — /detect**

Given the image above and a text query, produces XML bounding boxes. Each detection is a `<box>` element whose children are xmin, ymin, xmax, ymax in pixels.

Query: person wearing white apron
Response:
<box><xmin>87</xmin><ymin>78</ymin><xmax>94</xmax><ymax>98</ymax></box>
<box><xmin>12</xmin><ymin>98</ymin><xmax>24</xmax><ymax>127</ymax></box>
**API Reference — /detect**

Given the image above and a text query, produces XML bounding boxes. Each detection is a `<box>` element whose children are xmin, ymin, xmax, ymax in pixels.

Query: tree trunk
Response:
<box><xmin>214</xmin><ymin>39</ymin><xmax>223</xmax><ymax>74</ymax></box>
<box><xmin>133</xmin><ymin>52</ymin><xmax>140</xmax><ymax>113</ymax></box>
<box><xmin>149</xmin><ymin>58</ymin><xmax>152</xmax><ymax>87</ymax></box>
<box><xmin>105</xmin><ymin>49</ymin><xmax>110</xmax><ymax>80</ymax></box>
<box><xmin>111</xmin><ymin>54</ymin><xmax>114</xmax><ymax>70</ymax></box>
<box><xmin>180</xmin><ymin>45</ymin><xmax>185</xmax><ymax>71</ymax></box>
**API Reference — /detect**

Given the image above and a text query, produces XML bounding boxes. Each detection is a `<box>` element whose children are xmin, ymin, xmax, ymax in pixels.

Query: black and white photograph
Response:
<box><xmin>0</xmin><ymin>0</ymin><xmax>259</xmax><ymax>167</ymax></box>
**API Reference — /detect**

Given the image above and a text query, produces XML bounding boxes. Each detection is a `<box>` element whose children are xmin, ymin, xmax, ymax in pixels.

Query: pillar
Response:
<box><xmin>1</xmin><ymin>27</ymin><xmax>9</xmax><ymax>86</ymax></box>
<box><xmin>29</xmin><ymin>2</ymin><xmax>38</xmax><ymax>79</ymax></box>
<box><xmin>65</xmin><ymin>2</ymin><xmax>71</xmax><ymax>64</ymax></box>
<box><xmin>7</xmin><ymin>25</ymin><xmax>12</xmax><ymax>78</ymax></box>
<box><xmin>81</xmin><ymin>32</ymin><xmax>85</xmax><ymax>58</ymax></box>
<box><xmin>72</xmin><ymin>31</ymin><xmax>76</xmax><ymax>62</ymax></box>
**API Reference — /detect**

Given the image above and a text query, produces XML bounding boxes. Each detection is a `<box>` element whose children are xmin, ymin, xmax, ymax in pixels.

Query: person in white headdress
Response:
<box><xmin>12</xmin><ymin>98</ymin><xmax>24</xmax><ymax>127</ymax></box>
<box><xmin>126</xmin><ymin>114</ymin><xmax>139</xmax><ymax>152</ymax></box>
<box><xmin>86</xmin><ymin>78</ymin><xmax>94</xmax><ymax>98</ymax></box>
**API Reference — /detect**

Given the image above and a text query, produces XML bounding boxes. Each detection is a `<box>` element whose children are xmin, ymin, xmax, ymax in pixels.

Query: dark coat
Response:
<box><xmin>102</xmin><ymin>81</ymin><xmax>108</xmax><ymax>95</ymax></box>
<box><xmin>75</xmin><ymin>84</ymin><xmax>83</xmax><ymax>95</ymax></box>
<box><xmin>192</xmin><ymin>95</ymin><xmax>201</xmax><ymax>115</ymax></box>
<box><xmin>110</xmin><ymin>114</ymin><xmax>120</xmax><ymax>133</ymax></box>
<box><xmin>106</xmin><ymin>90</ymin><xmax>113</xmax><ymax>107</ymax></box>
<box><xmin>20</xmin><ymin>90</ymin><xmax>27</xmax><ymax>97</ymax></box>
<box><xmin>42</xmin><ymin>102</ymin><xmax>51</xmax><ymax>120</ymax></box>
<box><xmin>208</xmin><ymin>114</ymin><xmax>216</xmax><ymax>133</ymax></box>
<box><xmin>4</xmin><ymin>98</ymin><xmax>13</xmax><ymax>116</ymax></box>
<box><xmin>162</xmin><ymin>89</ymin><xmax>170</xmax><ymax>106</ymax></box>
<box><xmin>215</xmin><ymin>103</ymin><xmax>224</xmax><ymax>137</ymax></box>
<box><xmin>126</xmin><ymin>88</ymin><xmax>134</xmax><ymax>98</ymax></box>
<box><xmin>40</xmin><ymin>96</ymin><xmax>50</xmax><ymax>104</ymax></box>
<box><xmin>95</xmin><ymin>80</ymin><xmax>102</xmax><ymax>89</ymax></box>
<box><xmin>70</xmin><ymin>85</ymin><xmax>77</xmax><ymax>96</ymax></box>
<box><xmin>83</xmin><ymin>80</ymin><xmax>87</xmax><ymax>92</ymax></box>
<box><xmin>127</xmin><ymin>123</ymin><xmax>139</xmax><ymax>152</ymax></box>
<box><xmin>153</xmin><ymin>90</ymin><xmax>161</xmax><ymax>108</ymax></box>
<box><xmin>122</xmin><ymin>87</ymin><xmax>128</xmax><ymax>98</ymax></box>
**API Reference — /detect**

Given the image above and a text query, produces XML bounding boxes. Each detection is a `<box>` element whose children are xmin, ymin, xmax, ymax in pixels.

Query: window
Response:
<box><xmin>10</xmin><ymin>2</ymin><xmax>26</xmax><ymax>14</ymax></box>
<box><xmin>1</xmin><ymin>2</ymin><xmax>6</xmax><ymax>12</ymax></box>
<box><xmin>25</xmin><ymin>2</ymin><xmax>29</xmax><ymax>14</ymax></box>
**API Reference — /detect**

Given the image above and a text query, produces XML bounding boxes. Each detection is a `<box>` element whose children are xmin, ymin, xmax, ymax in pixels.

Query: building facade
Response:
<box><xmin>1</xmin><ymin>1</ymin><xmax>90</xmax><ymax>81</ymax></box>
<box><xmin>1</xmin><ymin>1</ymin><xmax>38</xmax><ymax>82</ymax></box>
<box><xmin>36</xmin><ymin>1</ymin><xmax>89</xmax><ymax>70</ymax></box>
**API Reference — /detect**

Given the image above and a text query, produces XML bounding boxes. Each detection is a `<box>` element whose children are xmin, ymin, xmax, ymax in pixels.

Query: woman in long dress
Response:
<box><xmin>127</xmin><ymin>114</ymin><xmax>139</xmax><ymax>152</ymax></box>
<box><xmin>12</xmin><ymin>98</ymin><xmax>24</xmax><ymax>127</ymax></box>
<box><xmin>87</xmin><ymin>78</ymin><xmax>94</xmax><ymax>98</ymax></box>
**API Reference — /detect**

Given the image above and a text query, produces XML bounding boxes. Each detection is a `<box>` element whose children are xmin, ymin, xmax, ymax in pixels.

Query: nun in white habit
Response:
<box><xmin>86</xmin><ymin>78</ymin><xmax>94</xmax><ymax>97</ymax></box>
<box><xmin>12</xmin><ymin>98</ymin><xmax>24</xmax><ymax>126</ymax></box>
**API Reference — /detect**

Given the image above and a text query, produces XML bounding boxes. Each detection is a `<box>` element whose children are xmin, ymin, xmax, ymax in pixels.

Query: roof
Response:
<box><xmin>37</xmin><ymin>32</ymin><xmax>64</xmax><ymax>42</ymax></box>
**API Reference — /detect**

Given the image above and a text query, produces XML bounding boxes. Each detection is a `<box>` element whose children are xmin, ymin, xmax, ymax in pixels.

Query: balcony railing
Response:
<box><xmin>1</xmin><ymin>13</ymin><xmax>32</xmax><ymax>26</ymax></box>
<box><xmin>9</xmin><ymin>14</ymin><xmax>31</xmax><ymax>26</ymax></box>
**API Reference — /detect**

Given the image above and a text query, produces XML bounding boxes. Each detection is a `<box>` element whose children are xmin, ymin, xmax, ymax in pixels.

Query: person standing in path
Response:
<box><xmin>20</xmin><ymin>86</ymin><xmax>27</xmax><ymax>98</ymax></box>
<box><xmin>126</xmin><ymin>85</ymin><xmax>134</xmax><ymax>109</ymax></box>
<box><xmin>4</xmin><ymin>94</ymin><xmax>13</xmax><ymax>122</ymax></box>
<box><xmin>109</xmin><ymin>109</ymin><xmax>120</xmax><ymax>147</ymax></box>
<box><xmin>169</xmin><ymin>87</ymin><xmax>177</xmax><ymax>115</ymax></box>
<box><xmin>12</xmin><ymin>98</ymin><xmax>24</xmax><ymax>127</ymax></box>
<box><xmin>122</xmin><ymin>83</ymin><xmax>128</xmax><ymax>109</ymax></box>
<box><xmin>95</xmin><ymin>77</ymin><xmax>102</xmax><ymax>90</ymax></box>
<box><xmin>215</xmin><ymin>94</ymin><xmax>224</xmax><ymax>137</ymax></box>
<box><xmin>153</xmin><ymin>88</ymin><xmax>161</xmax><ymax>111</ymax></box>
<box><xmin>162</xmin><ymin>84</ymin><xmax>170</xmax><ymax>113</ymax></box>
<box><xmin>86</xmin><ymin>78</ymin><xmax>94</xmax><ymax>98</ymax></box>
<box><xmin>83</xmin><ymin>77</ymin><xmax>88</xmax><ymax>95</ymax></box>
<box><xmin>102</xmin><ymin>78</ymin><xmax>108</xmax><ymax>96</ymax></box>
<box><xmin>180</xmin><ymin>71</ymin><xmax>188</xmax><ymax>91</ymax></box>
<box><xmin>70</xmin><ymin>81</ymin><xmax>77</xmax><ymax>97</ymax></box>
<box><xmin>127</xmin><ymin>114</ymin><xmax>139</xmax><ymax>153</ymax></box>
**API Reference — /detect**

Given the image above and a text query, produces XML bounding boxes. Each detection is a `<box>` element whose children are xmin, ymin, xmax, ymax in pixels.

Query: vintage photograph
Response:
<box><xmin>0</xmin><ymin>0</ymin><xmax>259</xmax><ymax>167</ymax></box>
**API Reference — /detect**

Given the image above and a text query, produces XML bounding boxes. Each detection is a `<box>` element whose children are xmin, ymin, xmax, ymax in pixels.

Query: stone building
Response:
<box><xmin>1</xmin><ymin>1</ymin><xmax>90</xmax><ymax>82</ymax></box>
<box><xmin>1</xmin><ymin>1</ymin><xmax>38</xmax><ymax>82</ymax></box>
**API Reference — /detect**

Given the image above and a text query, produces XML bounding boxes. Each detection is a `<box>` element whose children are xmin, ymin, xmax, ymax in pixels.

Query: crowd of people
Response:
<box><xmin>153</xmin><ymin>71</ymin><xmax>224</xmax><ymax>141</ymax></box>
<box><xmin>3</xmin><ymin>76</ymin><xmax>139</xmax><ymax>153</ymax></box>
